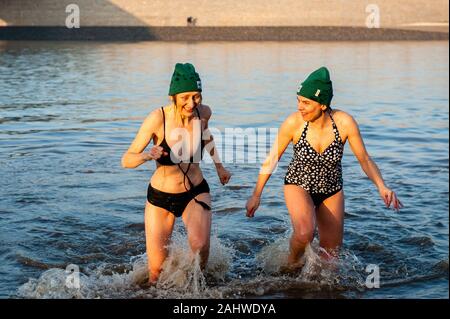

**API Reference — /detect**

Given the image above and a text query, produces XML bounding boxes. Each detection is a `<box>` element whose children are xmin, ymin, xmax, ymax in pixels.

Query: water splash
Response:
<box><xmin>16</xmin><ymin>232</ymin><xmax>233</xmax><ymax>299</ymax></box>
<box><xmin>155</xmin><ymin>232</ymin><xmax>233</xmax><ymax>298</ymax></box>
<box><xmin>251</xmin><ymin>237</ymin><xmax>367</xmax><ymax>296</ymax></box>
<box><xmin>14</xmin><ymin>231</ymin><xmax>446</xmax><ymax>299</ymax></box>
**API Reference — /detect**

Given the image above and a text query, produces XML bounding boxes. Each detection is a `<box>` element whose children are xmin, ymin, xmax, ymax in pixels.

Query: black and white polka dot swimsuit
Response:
<box><xmin>284</xmin><ymin>112</ymin><xmax>344</xmax><ymax>206</ymax></box>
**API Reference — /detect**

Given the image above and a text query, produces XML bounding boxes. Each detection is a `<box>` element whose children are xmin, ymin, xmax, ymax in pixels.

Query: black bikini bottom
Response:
<box><xmin>147</xmin><ymin>179</ymin><xmax>211</xmax><ymax>217</ymax></box>
<box><xmin>309</xmin><ymin>188</ymin><xmax>342</xmax><ymax>207</ymax></box>
<box><xmin>284</xmin><ymin>183</ymin><xmax>342</xmax><ymax>207</ymax></box>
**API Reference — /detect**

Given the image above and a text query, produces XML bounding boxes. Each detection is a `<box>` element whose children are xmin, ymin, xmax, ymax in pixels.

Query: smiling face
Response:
<box><xmin>297</xmin><ymin>95</ymin><xmax>328</xmax><ymax>121</ymax></box>
<box><xmin>173</xmin><ymin>91</ymin><xmax>202</xmax><ymax>118</ymax></box>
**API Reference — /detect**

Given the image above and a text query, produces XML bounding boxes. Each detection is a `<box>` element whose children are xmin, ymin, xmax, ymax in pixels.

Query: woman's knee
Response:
<box><xmin>291</xmin><ymin>229</ymin><xmax>314</xmax><ymax>245</ymax></box>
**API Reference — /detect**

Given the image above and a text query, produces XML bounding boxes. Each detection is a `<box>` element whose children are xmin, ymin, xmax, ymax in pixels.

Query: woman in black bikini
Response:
<box><xmin>122</xmin><ymin>63</ymin><xmax>231</xmax><ymax>284</ymax></box>
<box><xmin>246</xmin><ymin>67</ymin><xmax>403</xmax><ymax>269</ymax></box>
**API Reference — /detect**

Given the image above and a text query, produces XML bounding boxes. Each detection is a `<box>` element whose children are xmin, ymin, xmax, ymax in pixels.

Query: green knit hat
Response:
<box><xmin>168</xmin><ymin>63</ymin><xmax>202</xmax><ymax>96</ymax></box>
<box><xmin>297</xmin><ymin>67</ymin><xmax>333</xmax><ymax>107</ymax></box>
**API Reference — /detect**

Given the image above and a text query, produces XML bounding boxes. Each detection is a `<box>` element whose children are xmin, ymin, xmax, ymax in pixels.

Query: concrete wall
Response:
<box><xmin>0</xmin><ymin>0</ymin><xmax>448</xmax><ymax>31</ymax></box>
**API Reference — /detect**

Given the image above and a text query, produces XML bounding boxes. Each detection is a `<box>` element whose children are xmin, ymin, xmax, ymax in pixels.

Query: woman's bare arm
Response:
<box><xmin>200</xmin><ymin>104</ymin><xmax>232</xmax><ymax>185</ymax></box>
<box><xmin>246</xmin><ymin>113</ymin><xmax>298</xmax><ymax>217</ymax></box>
<box><xmin>121</xmin><ymin>109</ymin><xmax>166</xmax><ymax>169</ymax></box>
<box><xmin>344</xmin><ymin>113</ymin><xmax>403</xmax><ymax>211</ymax></box>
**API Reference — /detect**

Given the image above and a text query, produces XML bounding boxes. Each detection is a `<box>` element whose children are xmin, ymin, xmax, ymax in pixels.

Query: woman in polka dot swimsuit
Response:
<box><xmin>246</xmin><ymin>67</ymin><xmax>403</xmax><ymax>269</ymax></box>
<box><xmin>283</xmin><ymin>110</ymin><xmax>344</xmax><ymax>204</ymax></box>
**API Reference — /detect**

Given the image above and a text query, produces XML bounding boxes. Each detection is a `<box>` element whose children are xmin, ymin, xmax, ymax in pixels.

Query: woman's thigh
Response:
<box><xmin>181</xmin><ymin>193</ymin><xmax>212</xmax><ymax>246</ymax></box>
<box><xmin>144</xmin><ymin>201</ymin><xmax>176</xmax><ymax>249</ymax></box>
<box><xmin>316</xmin><ymin>189</ymin><xmax>345</xmax><ymax>251</ymax></box>
<box><xmin>284</xmin><ymin>185</ymin><xmax>316</xmax><ymax>235</ymax></box>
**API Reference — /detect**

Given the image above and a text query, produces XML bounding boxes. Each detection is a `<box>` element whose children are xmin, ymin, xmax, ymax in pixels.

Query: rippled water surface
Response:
<box><xmin>0</xmin><ymin>40</ymin><xmax>448</xmax><ymax>299</ymax></box>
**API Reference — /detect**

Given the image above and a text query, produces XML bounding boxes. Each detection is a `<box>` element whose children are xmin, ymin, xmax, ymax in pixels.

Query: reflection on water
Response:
<box><xmin>0</xmin><ymin>40</ymin><xmax>448</xmax><ymax>298</ymax></box>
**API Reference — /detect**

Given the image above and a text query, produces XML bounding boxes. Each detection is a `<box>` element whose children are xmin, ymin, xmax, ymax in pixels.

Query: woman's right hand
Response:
<box><xmin>143</xmin><ymin>146</ymin><xmax>168</xmax><ymax>161</ymax></box>
<box><xmin>246</xmin><ymin>195</ymin><xmax>261</xmax><ymax>218</ymax></box>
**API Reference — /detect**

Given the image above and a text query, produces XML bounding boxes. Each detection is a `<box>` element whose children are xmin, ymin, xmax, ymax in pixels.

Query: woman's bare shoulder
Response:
<box><xmin>284</xmin><ymin>111</ymin><xmax>303</xmax><ymax>127</ymax></box>
<box><xmin>331</xmin><ymin>109</ymin><xmax>357</xmax><ymax>126</ymax></box>
<box><xmin>331</xmin><ymin>109</ymin><xmax>360</xmax><ymax>141</ymax></box>
<box><xmin>141</xmin><ymin>107</ymin><xmax>164</xmax><ymax>131</ymax></box>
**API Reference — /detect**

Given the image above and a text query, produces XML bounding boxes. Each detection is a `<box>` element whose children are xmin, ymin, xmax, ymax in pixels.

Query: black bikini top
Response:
<box><xmin>156</xmin><ymin>107</ymin><xmax>205</xmax><ymax>166</ymax></box>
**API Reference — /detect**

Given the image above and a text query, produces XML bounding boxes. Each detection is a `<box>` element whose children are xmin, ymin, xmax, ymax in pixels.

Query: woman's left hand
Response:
<box><xmin>378</xmin><ymin>186</ymin><xmax>403</xmax><ymax>211</ymax></box>
<box><xmin>217</xmin><ymin>165</ymin><xmax>232</xmax><ymax>185</ymax></box>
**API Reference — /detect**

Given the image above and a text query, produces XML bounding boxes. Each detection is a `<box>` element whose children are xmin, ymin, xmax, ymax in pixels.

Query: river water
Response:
<box><xmin>0</xmin><ymin>40</ymin><xmax>448</xmax><ymax>299</ymax></box>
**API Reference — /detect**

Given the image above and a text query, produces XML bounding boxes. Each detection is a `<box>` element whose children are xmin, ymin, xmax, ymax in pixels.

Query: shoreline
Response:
<box><xmin>0</xmin><ymin>26</ymin><xmax>448</xmax><ymax>41</ymax></box>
